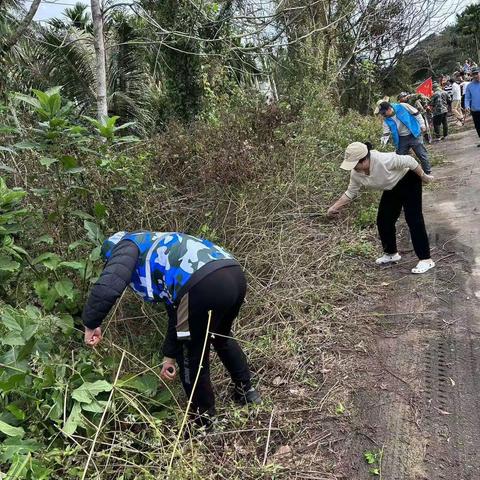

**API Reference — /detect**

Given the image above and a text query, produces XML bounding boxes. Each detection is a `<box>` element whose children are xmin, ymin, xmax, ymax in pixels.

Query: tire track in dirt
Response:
<box><xmin>348</xmin><ymin>128</ymin><xmax>480</xmax><ymax>480</ymax></box>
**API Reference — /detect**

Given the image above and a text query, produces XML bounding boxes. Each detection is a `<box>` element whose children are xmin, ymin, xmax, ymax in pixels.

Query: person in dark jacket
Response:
<box><xmin>82</xmin><ymin>231</ymin><xmax>260</xmax><ymax>426</ymax></box>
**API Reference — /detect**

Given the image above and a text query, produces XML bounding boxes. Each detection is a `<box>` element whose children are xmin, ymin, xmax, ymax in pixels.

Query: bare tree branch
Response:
<box><xmin>2</xmin><ymin>0</ymin><xmax>42</xmax><ymax>55</ymax></box>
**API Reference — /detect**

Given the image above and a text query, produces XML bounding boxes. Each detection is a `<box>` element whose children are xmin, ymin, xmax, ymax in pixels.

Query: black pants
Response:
<box><xmin>377</xmin><ymin>171</ymin><xmax>430</xmax><ymax>260</ymax></box>
<box><xmin>175</xmin><ymin>265</ymin><xmax>251</xmax><ymax>419</ymax></box>
<box><xmin>472</xmin><ymin>110</ymin><xmax>480</xmax><ymax>138</ymax></box>
<box><xmin>433</xmin><ymin>113</ymin><xmax>448</xmax><ymax>138</ymax></box>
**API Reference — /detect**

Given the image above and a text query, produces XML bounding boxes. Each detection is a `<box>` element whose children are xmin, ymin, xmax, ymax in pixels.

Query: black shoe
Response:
<box><xmin>233</xmin><ymin>387</ymin><xmax>262</xmax><ymax>405</ymax></box>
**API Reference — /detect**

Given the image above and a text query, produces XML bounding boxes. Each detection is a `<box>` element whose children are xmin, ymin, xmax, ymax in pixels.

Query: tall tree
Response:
<box><xmin>91</xmin><ymin>0</ymin><xmax>108</xmax><ymax>120</ymax></box>
<box><xmin>456</xmin><ymin>4</ymin><xmax>480</xmax><ymax>64</ymax></box>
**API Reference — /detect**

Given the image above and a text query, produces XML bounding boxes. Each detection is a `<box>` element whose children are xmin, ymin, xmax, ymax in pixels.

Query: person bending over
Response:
<box><xmin>82</xmin><ymin>231</ymin><xmax>260</xmax><ymax>427</ymax></box>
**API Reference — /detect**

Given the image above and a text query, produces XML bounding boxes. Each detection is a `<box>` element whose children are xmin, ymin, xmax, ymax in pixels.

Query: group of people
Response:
<box><xmin>392</xmin><ymin>66</ymin><xmax>480</xmax><ymax>144</ymax></box>
<box><xmin>80</xmin><ymin>62</ymin><xmax>480</xmax><ymax>434</ymax></box>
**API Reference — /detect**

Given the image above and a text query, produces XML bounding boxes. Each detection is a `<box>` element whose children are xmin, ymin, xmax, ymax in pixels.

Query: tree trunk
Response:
<box><xmin>90</xmin><ymin>0</ymin><xmax>108</xmax><ymax>121</ymax></box>
<box><xmin>2</xmin><ymin>0</ymin><xmax>42</xmax><ymax>56</ymax></box>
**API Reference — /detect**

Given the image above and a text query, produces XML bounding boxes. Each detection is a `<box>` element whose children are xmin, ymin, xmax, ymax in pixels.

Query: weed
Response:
<box><xmin>364</xmin><ymin>448</ymin><xmax>384</xmax><ymax>477</ymax></box>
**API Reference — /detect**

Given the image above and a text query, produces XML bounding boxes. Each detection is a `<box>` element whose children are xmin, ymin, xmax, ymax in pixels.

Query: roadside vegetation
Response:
<box><xmin>0</xmin><ymin>0</ymin><xmax>478</xmax><ymax>478</ymax></box>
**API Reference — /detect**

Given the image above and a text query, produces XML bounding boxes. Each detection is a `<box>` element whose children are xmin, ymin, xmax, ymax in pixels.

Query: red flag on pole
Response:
<box><xmin>416</xmin><ymin>77</ymin><xmax>433</xmax><ymax>97</ymax></box>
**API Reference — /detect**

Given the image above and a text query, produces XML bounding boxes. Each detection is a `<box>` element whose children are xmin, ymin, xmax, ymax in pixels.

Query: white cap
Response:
<box><xmin>340</xmin><ymin>142</ymin><xmax>368</xmax><ymax>170</ymax></box>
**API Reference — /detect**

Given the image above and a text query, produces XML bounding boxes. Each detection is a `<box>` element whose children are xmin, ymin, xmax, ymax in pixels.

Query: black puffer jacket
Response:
<box><xmin>82</xmin><ymin>240</ymin><xmax>139</xmax><ymax>329</ymax></box>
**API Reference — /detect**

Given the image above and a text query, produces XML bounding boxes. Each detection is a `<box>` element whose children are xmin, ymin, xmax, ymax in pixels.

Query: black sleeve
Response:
<box><xmin>162</xmin><ymin>304</ymin><xmax>179</xmax><ymax>358</ymax></box>
<box><xmin>82</xmin><ymin>240</ymin><xmax>139</xmax><ymax>329</ymax></box>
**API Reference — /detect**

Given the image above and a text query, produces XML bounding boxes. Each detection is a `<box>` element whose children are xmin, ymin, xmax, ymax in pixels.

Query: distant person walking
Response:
<box><xmin>465</xmin><ymin>66</ymin><xmax>480</xmax><ymax>147</ymax></box>
<box><xmin>327</xmin><ymin>142</ymin><xmax>435</xmax><ymax>274</ymax></box>
<box><xmin>430</xmin><ymin>82</ymin><xmax>449</xmax><ymax>140</ymax></box>
<box><xmin>376</xmin><ymin>100</ymin><xmax>432</xmax><ymax>174</ymax></box>
<box><xmin>449</xmin><ymin>77</ymin><xmax>464</xmax><ymax>126</ymax></box>
<box><xmin>460</xmin><ymin>74</ymin><xmax>470</xmax><ymax>110</ymax></box>
<box><xmin>443</xmin><ymin>76</ymin><xmax>453</xmax><ymax>111</ymax></box>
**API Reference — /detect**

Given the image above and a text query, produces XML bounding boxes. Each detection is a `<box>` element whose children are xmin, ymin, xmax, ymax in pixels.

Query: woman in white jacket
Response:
<box><xmin>327</xmin><ymin>142</ymin><xmax>435</xmax><ymax>274</ymax></box>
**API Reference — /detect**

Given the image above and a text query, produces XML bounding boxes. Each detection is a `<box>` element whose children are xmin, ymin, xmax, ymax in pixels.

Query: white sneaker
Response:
<box><xmin>375</xmin><ymin>253</ymin><xmax>401</xmax><ymax>265</ymax></box>
<box><xmin>411</xmin><ymin>259</ymin><xmax>435</xmax><ymax>274</ymax></box>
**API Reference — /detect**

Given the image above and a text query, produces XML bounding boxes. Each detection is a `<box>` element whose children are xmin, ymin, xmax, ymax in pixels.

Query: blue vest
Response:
<box><xmin>101</xmin><ymin>232</ymin><xmax>235</xmax><ymax>305</ymax></box>
<box><xmin>385</xmin><ymin>103</ymin><xmax>421</xmax><ymax>148</ymax></box>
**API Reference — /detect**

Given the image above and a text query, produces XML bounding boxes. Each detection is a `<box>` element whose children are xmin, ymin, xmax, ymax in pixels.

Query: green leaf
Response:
<box><xmin>0</xmin><ymin>256</ymin><xmax>20</xmax><ymax>272</ymax></box>
<box><xmin>54</xmin><ymin>279</ymin><xmax>75</xmax><ymax>300</ymax></box>
<box><xmin>33</xmin><ymin>252</ymin><xmax>61</xmax><ymax>270</ymax></box>
<box><xmin>68</xmin><ymin>239</ymin><xmax>89</xmax><ymax>250</ymax></box>
<box><xmin>33</xmin><ymin>235</ymin><xmax>54</xmax><ymax>245</ymax></box>
<box><xmin>45</xmin><ymin>86</ymin><xmax>62</xmax><ymax>97</ymax></box>
<box><xmin>30</xmin><ymin>460</ymin><xmax>52</xmax><ymax>480</ymax></box>
<box><xmin>118</xmin><ymin>373</ymin><xmax>158</xmax><ymax>397</ymax></box>
<box><xmin>1</xmin><ymin>332</ymin><xmax>25</xmax><ymax>346</ymax></box>
<box><xmin>13</xmin><ymin>140</ymin><xmax>40</xmax><ymax>150</ymax></box>
<box><xmin>63</xmin><ymin>402</ymin><xmax>82</xmax><ymax>436</ymax></box>
<box><xmin>71</xmin><ymin>210</ymin><xmax>94</xmax><ymax>221</ymax></box>
<box><xmin>89</xmin><ymin>246</ymin><xmax>101</xmax><ymax>262</ymax></box>
<box><xmin>60</xmin><ymin>155</ymin><xmax>77</xmax><ymax>169</ymax></box>
<box><xmin>33</xmin><ymin>279</ymin><xmax>59</xmax><ymax>311</ymax></box>
<box><xmin>6</xmin><ymin>405</ymin><xmax>25</xmax><ymax>421</ymax></box>
<box><xmin>1</xmin><ymin>309</ymin><xmax>22</xmax><ymax>332</ymax></box>
<box><xmin>114</xmin><ymin>121</ymin><xmax>136</xmax><ymax>131</ymax></box>
<box><xmin>71</xmin><ymin>380</ymin><xmax>113</xmax><ymax>404</ymax></box>
<box><xmin>364</xmin><ymin>451</ymin><xmax>377</xmax><ymax>464</ymax></box>
<box><xmin>14</xmin><ymin>93</ymin><xmax>41</xmax><ymax>109</ymax></box>
<box><xmin>335</xmin><ymin>402</ymin><xmax>345</xmax><ymax>415</ymax></box>
<box><xmin>5</xmin><ymin>452</ymin><xmax>30</xmax><ymax>478</ymax></box>
<box><xmin>93</xmin><ymin>202</ymin><xmax>107</xmax><ymax>219</ymax></box>
<box><xmin>0</xmin><ymin>373</ymin><xmax>27</xmax><ymax>393</ymax></box>
<box><xmin>0</xmin><ymin>420</ymin><xmax>25</xmax><ymax>438</ymax></box>
<box><xmin>39</xmin><ymin>157</ymin><xmax>58</xmax><ymax>168</ymax></box>
<box><xmin>84</xmin><ymin>220</ymin><xmax>103</xmax><ymax>245</ymax></box>
<box><xmin>33</xmin><ymin>278</ymin><xmax>49</xmax><ymax>298</ymax></box>
<box><xmin>81</xmin><ymin>400</ymin><xmax>108</xmax><ymax>413</ymax></box>
<box><xmin>59</xmin><ymin>261</ymin><xmax>85</xmax><ymax>271</ymax></box>
<box><xmin>57</xmin><ymin>314</ymin><xmax>74</xmax><ymax>334</ymax></box>
<box><xmin>1</xmin><ymin>437</ymin><xmax>40</xmax><ymax>462</ymax></box>
<box><xmin>369</xmin><ymin>467</ymin><xmax>380</xmax><ymax>475</ymax></box>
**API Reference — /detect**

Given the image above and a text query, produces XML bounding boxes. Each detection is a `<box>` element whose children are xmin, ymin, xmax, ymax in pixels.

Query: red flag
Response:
<box><xmin>416</xmin><ymin>77</ymin><xmax>433</xmax><ymax>97</ymax></box>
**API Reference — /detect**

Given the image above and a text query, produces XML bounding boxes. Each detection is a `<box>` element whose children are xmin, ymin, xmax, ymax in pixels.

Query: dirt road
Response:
<box><xmin>349</xmin><ymin>128</ymin><xmax>480</xmax><ymax>479</ymax></box>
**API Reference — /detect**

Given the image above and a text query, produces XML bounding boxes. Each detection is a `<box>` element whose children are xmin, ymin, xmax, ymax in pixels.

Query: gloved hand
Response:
<box><xmin>380</xmin><ymin>136</ymin><xmax>389</xmax><ymax>147</ymax></box>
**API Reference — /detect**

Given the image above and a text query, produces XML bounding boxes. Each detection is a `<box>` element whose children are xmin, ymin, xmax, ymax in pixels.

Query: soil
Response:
<box><xmin>346</xmin><ymin>126</ymin><xmax>480</xmax><ymax>479</ymax></box>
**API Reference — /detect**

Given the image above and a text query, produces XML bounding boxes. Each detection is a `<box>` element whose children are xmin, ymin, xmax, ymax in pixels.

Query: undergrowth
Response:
<box><xmin>0</xmin><ymin>86</ymin><xmax>381</xmax><ymax>479</ymax></box>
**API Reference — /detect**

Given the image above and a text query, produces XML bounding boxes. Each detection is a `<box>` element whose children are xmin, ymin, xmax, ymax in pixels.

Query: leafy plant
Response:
<box><xmin>355</xmin><ymin>204</ymin><xmax>378</xmax><ymax>229</ymax></box>
<box><xmin>0</xmin><ymin>177</ymin><xmax>28</xmax><ymax>286</ymax></box>
<box><xmin>364</xmin><ymin>449</ymin><xmax>383</xmax><ymax>477</ymax></box>
<box><xmin>83</xmin><ymin>114</ymin><xmax>138</xmax><ymax>145</ymax></box>
<box><xmin>0</xmin><ymin>304</ymin><xmax>173</xmax><ymax>477</ymax></box>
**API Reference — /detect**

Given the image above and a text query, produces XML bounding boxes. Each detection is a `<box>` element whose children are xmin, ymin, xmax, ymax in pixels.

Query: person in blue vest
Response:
<box><xmin>82</xmin><ymin>231</ymin><xmax>261</xmax><ymax>428</ymax></box>
<box><xmin>375</xmin><ymin>100</ymin><xmax>432</xmax><ymax>174</ymax></box>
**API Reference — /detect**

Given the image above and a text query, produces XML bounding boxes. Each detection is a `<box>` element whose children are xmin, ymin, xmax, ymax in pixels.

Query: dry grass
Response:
<box><xmin>3</xmin><ymin>104</ymin><xmax>384</xmax><ymax>479</ymax></box>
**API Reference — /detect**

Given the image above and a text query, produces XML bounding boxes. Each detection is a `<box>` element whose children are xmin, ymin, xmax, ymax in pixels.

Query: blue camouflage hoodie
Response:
<box><xmin>101</xmin><ymin>231</ymin><xmax>237</xmax><ymax>306</ymax></box>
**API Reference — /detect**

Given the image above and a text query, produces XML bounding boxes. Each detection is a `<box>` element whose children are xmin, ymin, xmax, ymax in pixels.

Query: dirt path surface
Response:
<box><xmin>349</xmin><ymin>128</ymin><xmax>480</xmax><ymax>480</ymax></box>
